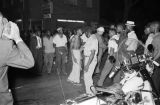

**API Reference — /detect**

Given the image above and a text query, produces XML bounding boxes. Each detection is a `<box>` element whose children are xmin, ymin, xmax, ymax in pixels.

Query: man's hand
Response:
<box><xmin>73</xmin><ymin>56</ymin><xmax>78</xmax><ymax>64</ymax></box>
<box><xmin>3</xmin><ymin>21</ymin><xmax>23</xmax><ymax>44</ymax></box>
<box><xmin>84</xmin><ymin>65</ymin><xmax>89</xmax><ymax>72</ymax></box>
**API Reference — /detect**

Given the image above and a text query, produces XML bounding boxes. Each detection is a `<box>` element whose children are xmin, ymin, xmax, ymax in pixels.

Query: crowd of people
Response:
<box><xmin>20</xmin><ymin>20</ymin><xmax>160</xmax><ymax>97</ymax></box>
<box><xmin>1</xmin><ymin>10</ymin><xmax>160</xmax><ymax>104</ymax></box>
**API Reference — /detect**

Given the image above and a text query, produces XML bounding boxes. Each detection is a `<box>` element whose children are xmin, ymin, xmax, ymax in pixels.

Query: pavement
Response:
<box><xmin>7</xmin><ymin>51</ymin><xmax>112</xmax><ymax>105</ymax></box>
<box><xmin>9</xmin><ymin>69</ymin><xmax>86</xmax><ymax>105</ymax></box>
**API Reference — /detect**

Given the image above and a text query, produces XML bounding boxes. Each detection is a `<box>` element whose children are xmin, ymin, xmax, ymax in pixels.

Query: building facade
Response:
<box><xmin>28</xmin><ymin>0</ymin><xmax>99</xmax><ymax>31</ymax></box>
<box><xmin>0</xmin><ymin>0</ymin><xmax>99</xmax><ymax>31</ymax></box>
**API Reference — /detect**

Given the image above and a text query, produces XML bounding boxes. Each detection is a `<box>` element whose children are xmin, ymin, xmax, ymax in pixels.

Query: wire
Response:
<box><xmin>56</xmin><ymin>68</ymin><xmax>67</xmax><ymax>104</ymax></box>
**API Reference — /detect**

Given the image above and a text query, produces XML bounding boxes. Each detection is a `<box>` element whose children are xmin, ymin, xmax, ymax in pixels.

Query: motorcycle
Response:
<box><xmin>96</xmin><ymin>38</ymin><xmax>159</xmax><ymax>105</ymax></box>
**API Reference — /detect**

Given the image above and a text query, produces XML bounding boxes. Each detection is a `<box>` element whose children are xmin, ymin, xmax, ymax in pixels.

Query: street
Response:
<box><xmin>9</xmin><ymin>69</ymin><xmax>85</xmax><ymax>105</ymax></box>
<box><xmin>8</xmin><ymin>51</ymin><xmax>111</xmax><ymax>105</ymax></box>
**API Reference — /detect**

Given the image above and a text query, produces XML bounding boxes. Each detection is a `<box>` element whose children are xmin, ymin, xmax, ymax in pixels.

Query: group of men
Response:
<box><xmin>67</xmin><ymin>20</ymin><xmax>160</xmax><ymax>97</ymax></box>
<box><xmin>1</xmin><ymin>9</ymin><xmax>160</xmax><ymax>104</ymax></box>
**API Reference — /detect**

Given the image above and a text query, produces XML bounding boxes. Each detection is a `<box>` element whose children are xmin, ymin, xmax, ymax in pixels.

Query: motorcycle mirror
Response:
<box><xmin>147</xmin><ymin>44</ymin><xmax>154</xmax><ymax>53</ymax></box>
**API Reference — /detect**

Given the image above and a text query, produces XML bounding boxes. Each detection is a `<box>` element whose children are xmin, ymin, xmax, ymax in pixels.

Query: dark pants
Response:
<box><xmin>56</xmin><ymin>47</ymin><xmax>67</xmax><ymax>74</ymax></box>
<box><xmin>152</xmin><ymin>66</ymin><xmax>160</xmax><ymax>96</ymax></box>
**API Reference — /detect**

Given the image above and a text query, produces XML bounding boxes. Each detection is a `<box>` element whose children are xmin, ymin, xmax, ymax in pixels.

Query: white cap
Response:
<box><xmin>57</xmin><ymin>27</ymin><xmax>63</xmax><ymax>31</ymax></box>
<box><xmin>125</xmin><ymin>21</ymin><xmax>135</xmax><ymax>26</ymax></box>
<box><xmin>97</xmin><ymin>27</ymin><xmax>105</xmax><ymax>32</ymax></box>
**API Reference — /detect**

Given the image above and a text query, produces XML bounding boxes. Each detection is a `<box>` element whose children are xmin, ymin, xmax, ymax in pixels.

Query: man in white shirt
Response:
<box><xmin>125</xmin><ymin>21</ymin><xmax>138</xmax><ymax>51</ymax></box>
<box><xmin>83</xmin><ymin>27</ymin><xmax>98</xmax><ymax>96</ymax></box>
<box><xmin>53</xmin><ymin>27</ymin><xmax>68</xmax><ymax>75</ymax></box>
<box><xmin>97</xmin><ymin>28</ymin><xmax>118</xmax><ymax>86</ymax></box>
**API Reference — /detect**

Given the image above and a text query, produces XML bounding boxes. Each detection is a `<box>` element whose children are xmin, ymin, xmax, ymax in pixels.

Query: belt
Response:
<box><xmin>84</xmin><ymin>55</ymin><xmax>90</xmax><ymax>57</ymax></box>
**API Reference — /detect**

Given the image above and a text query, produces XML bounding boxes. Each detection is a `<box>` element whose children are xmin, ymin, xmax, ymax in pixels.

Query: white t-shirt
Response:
<box><xmin>145</xmin><ymin>33</ymin><xmax>154</xmax><ymax>48</ymax></box>
<box><xmin>127</xmin><ymin>31</ymin><xmax>138</xmax><ymax>40</ymax></box>
<box><xmin>83</xmin><ymin>35</ymin><xmax>98</xmax><ymax>58</ymax></box>
<box><xmin>53</xmin><ymin>34</ymin><xmax>67</xmax><ymax>47</ymax></box>
<box><xmin>126</xmin><ymin>31</ymin><xmax>138</xmax><ymax>51</ymax></box>
<box><xmin>108</xmin><ymin>35</ymin><xmax>118</xmax><ymax>54</ymax></box>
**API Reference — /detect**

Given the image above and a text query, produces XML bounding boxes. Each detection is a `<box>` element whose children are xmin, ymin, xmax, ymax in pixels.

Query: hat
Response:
<box><xmin>57</xmin><ymin>27</ymin><xmax>63</xmax><ymax>31</ymax></box>
<box><xmin>97</xmin><ymin>27</ymin><xmax>105</xmax><ymax>32</ymax></box>
<box><xmin>125</xmin><ymin>21</ymin><xmax>135</xmax><ymax>26</ymax></box>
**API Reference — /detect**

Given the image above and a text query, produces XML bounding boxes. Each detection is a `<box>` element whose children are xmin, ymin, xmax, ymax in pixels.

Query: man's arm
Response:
<box><xmin>86</xmin><ymin>50</ymin><xmax>95</xmax><ymax>67</ymax></box>
<box><xmin>4</xmin><ymin>21</ymin><xmax>34</xmax><ymax>69</ymax></box>
<box><xmin>7</xmin><ymin>41</ymin><xmax>34</xmax><ymax>69</ymax></box>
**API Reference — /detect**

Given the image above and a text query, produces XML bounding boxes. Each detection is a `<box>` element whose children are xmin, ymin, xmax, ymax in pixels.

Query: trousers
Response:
<box><xmin>56</xmin><ymin>47</ymin><xmax>67</xmax><ymax>74</ymax></box>
<box><xmin>68</xmin><ymin>50</ymin><xmax>81</xmax><ymax>83</ymax></box>
<box><xmin>43</xmin><ymin>53</ymin><xmax>55</xmax><ymax>73</ymax></box>
<box><xmin>84</xmin><ymin>57</ymin><xmax>97</xmax><ymax>95</ymax></box>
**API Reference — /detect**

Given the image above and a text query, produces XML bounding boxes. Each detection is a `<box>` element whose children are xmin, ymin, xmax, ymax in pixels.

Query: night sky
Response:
<box><xmin>100</xmin><ymin>0</ymin><xmax>160</xmax><ymax>24</ymax></box>
<box><xmin>100</xmin><ymin>0</ymin><xmax>160</xmax><ymax>39</ymax></box>
<box><xmin>1</xmin><ymin>0</ymin><xmax>160</xmax><ymax>38</ymax></box>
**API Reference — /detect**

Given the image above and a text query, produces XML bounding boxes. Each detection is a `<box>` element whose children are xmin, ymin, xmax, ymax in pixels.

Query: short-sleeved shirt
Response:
<box><xmin>83</xmin><ymin>35</ymin><xmax>98</xmax><ymax>59</ymax></box>
<box><xmin>53</xmin><ymin>34</ymin><xmax>67</xmax><ymax>47</ymax></box>
<box><xmin>108</xmin><ymin>35</ymin><xmax>118</xmax><ymax>54</ymax></box>
<box><xmin>127</xmin><ymin>31</ymin><xmax>138</xmax><ymax>40</ymax></box>
<box><xmin>43</xmin><ymin>36</ymin><xmax>55</xmax><ymax>53</ymax></box>
<box><xmin>152</xmin><ymin>34</ymin><xmax>160</xmax><ymax>59</ymax></box>
<box><xmin>145</xmin><ymin>33</ymin><xmax>154</xmax><ymax>49</ymax></box>
<box><xmin>126</xmin><ymin>31</ymin><xmax>138</xmax><ymax>51</ymax></box>
<box><xmin>81</xmin><ymin>33</ymin><xmax>88</xmax><ymax>43</ymax></box>
<box><xmin>95</xmin><ymin>34</ymin><xmax>106</xmax><ymax>49</ymax></box>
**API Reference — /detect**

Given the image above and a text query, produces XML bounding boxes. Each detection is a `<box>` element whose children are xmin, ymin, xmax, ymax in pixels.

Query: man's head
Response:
<box><xmin>109</xmin><ymin>28</ymin><xmax>116</xmax><ymax>38</ymax></box>
<box><xmin>116</xmin><ymin>24</ymin><xmax>125</xmax><ymax>33</ymax></box>
<box><xmin>76</xmin><ymin>28</ymin><xmax>83</xmax><ymax>36</ymax></box>
<box><xmin>96</xmin><ymin>27</ymin><xmax>105</xmax><ymax>35</ymax></box>
<box><xmin>125</xmin><ymin>21</ymin><xmax>135</xmax><ymax>32</ymax></box>
<box><xmin>57</xmin><ymin>27</ymin><xmax>63</xmax><ymax>34</ymax></box>
<box><xmin>46</xmin><ymin>30</ymin><xmax>51</xmax><ymax>37</ymax></box>
<box><xmin>144</xmin><ymin>25</ymin><xmax>151</xmax><ymax>35</ymax></box>
<box><xmin>85</xmin><ymin>27</ymin><xmax>93</xmax><ymax>38</ymax></box>
<box><xmin>0</xmin><ymin>12</ymin><xmax>10</xmax><ymax>39</ymax></box>
<box><xmin>150</xmin><ymin>21</ymin><xmax>160</xmax><ymax>33</ymax></box>
<box><xmin>36</xmin><ymin>30</ymin><xmax>41</xmax><ymax>36</ymax></box>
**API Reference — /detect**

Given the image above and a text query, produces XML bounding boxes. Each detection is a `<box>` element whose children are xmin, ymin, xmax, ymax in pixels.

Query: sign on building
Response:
<box><xmin>42</xmin><ymin>1</ymin><xmax>53</xmax><ymax>19</ymax></box>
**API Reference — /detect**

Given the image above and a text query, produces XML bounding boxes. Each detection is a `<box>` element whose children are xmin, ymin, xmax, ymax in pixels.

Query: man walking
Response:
<box><xmin>42</xmin><ymin>30</ymin><xmax>55</xmax><ymax>74</ymax></box>
<box><xmin>53</xmin><ymin>27</ymin><xmax>68</xmax><ymax>75</ymax></box>
<box><xmin>83</xmin><ymin>27</ymin><xmax>98</xmax><ymax>96</ymax></box>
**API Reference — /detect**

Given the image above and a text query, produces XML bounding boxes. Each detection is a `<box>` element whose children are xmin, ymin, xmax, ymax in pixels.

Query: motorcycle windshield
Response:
<box><xmin>117</xmin><ymin>38</ymin><xmax>146</xmax><ymax>71</ymax></box>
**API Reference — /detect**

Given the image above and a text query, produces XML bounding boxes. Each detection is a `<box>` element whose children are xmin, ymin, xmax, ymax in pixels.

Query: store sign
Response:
<box><xmin>43</xmin><ymin>14</ymin><xmax>52</xmax><ymax>18</ymax></box>
<box><xmin>42</xmin><ymin>1</ymin><xmax>53</xmax><ymax>18</ymax></box>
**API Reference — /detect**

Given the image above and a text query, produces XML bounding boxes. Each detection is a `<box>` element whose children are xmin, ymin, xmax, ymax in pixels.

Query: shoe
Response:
<box><xmin>63</xmin><ymin>72</ymin><xmax>67</xmax><ymax>75</ymax></box>
<box><xmin>73</xmin><ymin>83</ymin><xmax>82</xmax><ymax>86</ymax></box>
<box><xmin>67</xmin><ymin>79</ymin><xmax>74</xmax><ymax>84</ymax></box>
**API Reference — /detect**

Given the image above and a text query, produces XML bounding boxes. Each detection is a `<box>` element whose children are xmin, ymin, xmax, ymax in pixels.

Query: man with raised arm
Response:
<box><xmin>0</xmin><ymin>12</ymin><xmax>34</xmax><ymax>105</ymax></box>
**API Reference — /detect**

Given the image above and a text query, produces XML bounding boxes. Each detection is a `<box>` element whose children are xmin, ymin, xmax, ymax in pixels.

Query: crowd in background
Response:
<box><xmin>18</xmin><ymin>20</ymin><xmax>160</xmax><ymax>96</ymax></box>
